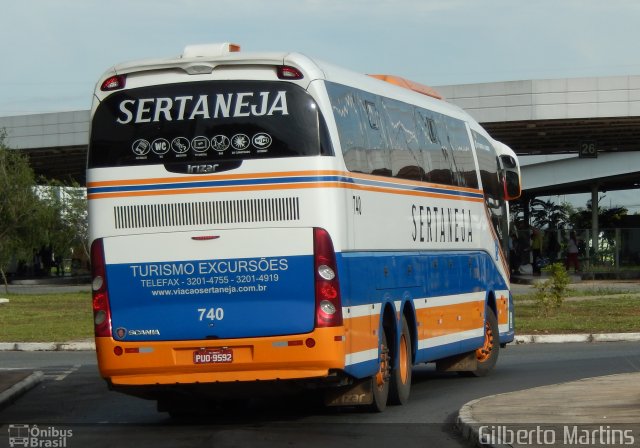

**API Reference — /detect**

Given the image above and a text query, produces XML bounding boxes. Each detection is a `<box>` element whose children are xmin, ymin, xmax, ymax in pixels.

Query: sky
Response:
<box><xmin>2</xmin><ymin>0</ymin><xmax>640</xmax><ymax>117</ymax></box>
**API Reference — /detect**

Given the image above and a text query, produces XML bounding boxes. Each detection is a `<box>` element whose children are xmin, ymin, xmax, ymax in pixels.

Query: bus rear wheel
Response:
<box><xmin>469</xmin><ymin>307</ymin><xmax>499</xmax><ymax>377</ymax></box>
<box><xmin>389</xmin><ymin>316</ymin><xmax>412</xmax><ymax>405</ymax></box>
<box><xmin>367</xmin><ymin>329</ymin><xmax>390</xmax><ymax>412</ymax></box>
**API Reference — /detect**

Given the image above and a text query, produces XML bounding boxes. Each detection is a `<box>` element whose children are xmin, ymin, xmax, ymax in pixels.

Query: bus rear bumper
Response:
<box><xmin>96</xmin><ymin>327</ymin><xmax>346</xmax><ymax>386</ymax></box>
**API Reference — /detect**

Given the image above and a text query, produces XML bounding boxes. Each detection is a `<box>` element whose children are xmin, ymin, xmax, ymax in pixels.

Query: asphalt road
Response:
<box><xmin>1</xmin><ymin>342</ymin><xmax>639</xmax><ymax>448</ymax></box>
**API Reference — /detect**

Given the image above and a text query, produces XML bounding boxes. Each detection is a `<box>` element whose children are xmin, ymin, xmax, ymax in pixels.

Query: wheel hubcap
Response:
<box><xmin>376</xmin><ymin>344</ymin><xmax>390</xmax><ymax>388</ymax></box>
<box><xmin>476</xmin><ymin>319</ymin><xmax>494</xmax><ymax>362</ymax></box>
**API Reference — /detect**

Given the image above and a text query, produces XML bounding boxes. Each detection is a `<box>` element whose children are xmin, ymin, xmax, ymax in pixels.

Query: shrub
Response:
<box><xmin>533</xmin><ymin>262</ymin><xmax>570</xmax><ymax>316</ymax></box>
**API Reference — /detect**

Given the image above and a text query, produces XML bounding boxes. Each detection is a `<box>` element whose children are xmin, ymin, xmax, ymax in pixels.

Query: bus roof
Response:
<box><xmin>95</xmin><ymin>43</ymin><xmax>472</xmax><ymax>125</ymax></box>
<box><xmin>367</xmin><ymin>74</ymin><xmax>443</xmax><ymax>100</ymax></box>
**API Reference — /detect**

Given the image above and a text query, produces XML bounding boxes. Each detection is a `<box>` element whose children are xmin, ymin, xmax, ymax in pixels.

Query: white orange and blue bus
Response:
<box><xmin>87</xmin><ymin>43</ymin><xmax>521</xmax><ymax>413</ymax></box>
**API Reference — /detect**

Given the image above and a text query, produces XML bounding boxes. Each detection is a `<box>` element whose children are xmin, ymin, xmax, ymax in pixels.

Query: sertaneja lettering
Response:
<box><xmin>411</xmin><ymin>204</ymin><xmax>473</xmax><ymax>244</ymax></box>
<box><xmin>116</xmin><ymin>91</ymin><xmax>289</xmax><ymax>124</ymax></box>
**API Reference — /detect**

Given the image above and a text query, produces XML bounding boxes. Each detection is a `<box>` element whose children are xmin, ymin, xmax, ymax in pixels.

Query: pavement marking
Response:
<box><xmin>44</xmin><ymin>365</ymin><xmax>82</xmax><ymax>381</ymax></box>
<box><xmin>54</xmin><ymin>364</ymin><xmax>81</xmax><ymax>381</ymax></box>
<box><xmin>2</xmin><ymin>365</ymin><xmax>82</xmax><ymax>382</ymax></box>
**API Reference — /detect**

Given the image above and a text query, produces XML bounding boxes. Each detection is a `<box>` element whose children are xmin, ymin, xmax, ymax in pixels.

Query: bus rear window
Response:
<box><xmin>89</xmin><ymin>80</ymin><xmax>331</xmax><ymax>170</ymax></box>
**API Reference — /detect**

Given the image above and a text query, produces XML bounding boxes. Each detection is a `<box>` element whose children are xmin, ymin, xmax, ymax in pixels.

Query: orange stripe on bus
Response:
<box><xmin>497</xmin><ymin>294</ymin><xmax>509</xmax><ymax>325</ymax></box>
<box><xmin>415</xmin><ymin>301</ymin><xmax>484</xmax><ymax>340</ymax></box>
<box><xmin>343</xmin><ymin>314</ymin><xmax>378</xmax><ymax>354</ymax></box>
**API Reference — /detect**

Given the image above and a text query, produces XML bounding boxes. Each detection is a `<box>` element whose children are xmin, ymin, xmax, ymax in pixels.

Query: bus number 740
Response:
<box><xmin>198</xmin><ymin>307</ymin><xmax>224</xmax><ymax>321</ymax></box>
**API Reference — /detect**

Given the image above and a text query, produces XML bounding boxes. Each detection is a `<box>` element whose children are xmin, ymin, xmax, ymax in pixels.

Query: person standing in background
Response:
<box><xmin>531</xmin><ymin>228</ymin><xmax>543</xmax><ymax>276</ymax></box>
<box><xmin>566</xmin><ymin>231</ymin><xmax>580</xmax><ymax>272</ymax></box>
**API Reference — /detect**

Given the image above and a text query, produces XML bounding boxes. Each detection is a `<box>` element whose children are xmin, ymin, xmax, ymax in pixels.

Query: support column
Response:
<box><xmin>523</xmin><ymin>195</ymin><xmax>532</xmax><ymax>264</ymax></box>
<box><xmin>591</xmin><ymin>184</ymin><xmax>599</xmax><ymax>262</ymax></box>
<box><xmin>523</xmin><ymin>195</ymin><xmax>531</xmax><ymax>228</ymax></box>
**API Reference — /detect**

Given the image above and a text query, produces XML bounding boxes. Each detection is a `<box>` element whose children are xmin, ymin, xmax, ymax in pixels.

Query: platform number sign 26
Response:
<box><xmin>579</xmin><ymin>141</ymin><xmax>597</xmax><ymax>158</ymax></box>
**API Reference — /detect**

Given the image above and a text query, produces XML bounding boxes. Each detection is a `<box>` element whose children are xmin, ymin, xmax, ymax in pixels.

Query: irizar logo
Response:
<box><xmin>187</xmin><ymin>164</ymin><xmax>220</xmax><ymax>174</ymax></box>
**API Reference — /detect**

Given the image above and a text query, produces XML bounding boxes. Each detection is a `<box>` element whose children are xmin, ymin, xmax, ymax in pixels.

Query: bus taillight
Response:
<box><xmin>277</xmin><ymin>66</ymin><xmax>303</xmax><ymax>80</ymax></box>
<box><xmin>313</xmin><ymin>228</ymin><xmax>343</xmax><ymax>328</ymax></box>
<box><xmin>91</xmin><ymin>238</ymin><xmax>112</xmax><ymax>337</ymax></box>
<box><xmin>100</xmin><ymin>75</ymin><xmax>126</xmax><ymax>91</ymax></box>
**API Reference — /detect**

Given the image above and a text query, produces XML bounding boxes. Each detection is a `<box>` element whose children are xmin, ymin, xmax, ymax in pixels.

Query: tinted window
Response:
<box><xmin>473</xmin><ymin>130</ymin><xmax>507</xmax><ymax>249</ymax></box>
<box><xmin>440</xmin><ymin>116</ymin><xmax>478</xmax><ymax>188</ymax></box>
<box><xmin>381</xmin><ymin>97</ymin><xmax>423</xmax><ymax>180</ymax></box>
<box><xmin>329</xmin><ymin>83</ymin><xmax>391</xmax><ymax>177</ymax></box>
<box><xmin>415</xmin><ymin>110</ymin><xmax>454</xmax><ymax>185</ymax></box>
<box><xmin>327</xmin><ymin>81</ymin><xmax>478</xmax><ymax>188</ymax></box>
<box><xmin>89</xmin><ymin>81</ymin><xmax>331</xmax><ymax>170</ymax></box>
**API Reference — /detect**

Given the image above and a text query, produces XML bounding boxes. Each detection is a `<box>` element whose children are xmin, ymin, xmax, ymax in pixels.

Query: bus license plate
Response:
<box><xmin>193</xmin><ymin>349</ymin><xmax>233</xmax><ymax>364</ymax></box>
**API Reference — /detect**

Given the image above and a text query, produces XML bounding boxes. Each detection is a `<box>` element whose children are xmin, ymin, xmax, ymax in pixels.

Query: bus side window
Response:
<box><xmin>327</xmin><ymin>83</ymin><xmax>369</xmax><ymax>173</ymax></box>
<box><xmin>415</xmin><ymin>110</ymin><xmax>445</xmax><ymax>185</ymax></box>
<box><xmin>473</xmin><ymin>130</ymin><xmax>508</xmax><ymax>249</ymax></box>
<box><xmin>442</xmin><ymin>116</ymin><xmax>479</xmax><ymax>189</ymax></box>
<box><xmin>381</xmin><ymin>97</ymin><xmax>424</xmax><ymax>181</ymax></box>
<box><xmin>359</xmin><ymin>95</ymin><xmax>391</xmax><ymax>177</ymax></box>
<box><xmin>431</xmin><ymin>114</ymin><xmax>456</xmax><ymax>185</ymax></box>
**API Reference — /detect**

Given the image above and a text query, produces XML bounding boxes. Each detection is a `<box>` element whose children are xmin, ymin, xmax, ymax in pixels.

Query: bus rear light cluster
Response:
<box><xmin>277</xmin><ymin>65</ymin><xmax>303</xmax><ymax>80</ymax></box>
<box><xmin>91</xmin><ymin>239</ymin><xmax>113</xmax><ymax>337</ymax></box>
<box><xmin>313</xmin><ymin>228</ymin><xmax>343</xmax><ymax>327</ymax></box>
<box><xmin>100</xmin><ymin>75</ymin><xmax>126</xmax><ymax>91</ymax></box>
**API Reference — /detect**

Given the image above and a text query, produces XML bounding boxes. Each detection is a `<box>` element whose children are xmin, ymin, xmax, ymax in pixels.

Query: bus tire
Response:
<box><xmin>388</xmin><ymin>316</ymin><xmax>412</xmax><ymax>405</ymax></box>
<box><xmin>468</xmin><ymin>307</ymin><xmax>499</xmax><ymax>377</ymax></box>
<box><xmin>367</xmin><ymin>329</ymin><xmax>390</xmax><ymax>412</ymax></box>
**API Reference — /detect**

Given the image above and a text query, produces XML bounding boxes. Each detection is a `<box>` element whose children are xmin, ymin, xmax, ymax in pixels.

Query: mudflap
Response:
<box><xmin>324</xmin><ymin>378</ymin><xmax>374</xmax><ymax>407</ymax></box>
<box><xmin>436</xmin><ymin>351</ymin><xmax>478</xmax><ymax>372</ymax></box>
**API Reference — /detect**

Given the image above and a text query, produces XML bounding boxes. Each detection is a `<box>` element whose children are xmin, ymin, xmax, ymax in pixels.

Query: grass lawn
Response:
<box><xmin>0</xmin><ymin>293</ymin><xmax>93</xmax><ymax>342</ymax></box>
<box><xmin>1</xmin><ymin>290</ymin><xmax>639</xmax><ymax>342</ymax></box>
<box><xmin>514</xmin><ymin>293</ymin><xmax>640</xmax><ymax>334</ymax></box>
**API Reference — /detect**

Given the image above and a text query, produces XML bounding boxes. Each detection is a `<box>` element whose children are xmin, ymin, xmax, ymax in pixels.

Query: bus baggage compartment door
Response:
<box><xmin>102</xmin><ymin>228</ymin><xmax>316</xmax><ymax>341</ymax></box>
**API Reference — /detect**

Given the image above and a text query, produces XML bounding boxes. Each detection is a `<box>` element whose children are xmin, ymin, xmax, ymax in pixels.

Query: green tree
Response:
<box><xmin>569</xmin><ymin>196</ymin><xmax>627</xmax><ymax>230</ymax></box>
<box><xmin>509</xmin><ymin>198</ymin><xmax>573</xmax><ymax>230</ymax></box>
<box><xmin>530</xmin><ymin>199</ymin><xmax>572</xmax><ymax>230</ymax></box>
<box><xmin>0</xmin><ymin>131</ymin><xmax>49</xmax><ymax>290</ymax></box>
<box><xmin>39</xmin><ymin>182</ymin><xmax>88</xmax><ymax>267</ymax></box>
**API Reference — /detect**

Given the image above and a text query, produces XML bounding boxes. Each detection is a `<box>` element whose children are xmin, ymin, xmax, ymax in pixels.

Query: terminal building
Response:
<box><xmin>2</xmin><ymin>74</ymin><xmax>640</xmax><ymax>268</ymax></box>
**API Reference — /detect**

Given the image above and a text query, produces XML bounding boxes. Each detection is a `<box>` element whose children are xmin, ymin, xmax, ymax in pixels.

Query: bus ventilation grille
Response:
<box><xmin>113</xmin><ymin>197</ymin><xmax>300</xmax><ymax>229</ymax></box>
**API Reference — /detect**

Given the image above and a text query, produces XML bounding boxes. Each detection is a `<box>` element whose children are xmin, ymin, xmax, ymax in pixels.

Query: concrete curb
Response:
<box><xmin>0</xmin><ymin>371</ymin><xmax>44</xmax><ymax>410</ymax></box>
<box><xmin>512</xmin><ymin>332</ymin><xmax>640</xmax><ymax>344</ymax></box>
<box><xmin>0</xmin><ymin>341</ymin><xmax>96</xmax><ymax>351</ymax></box>
<box><xmin>457</xmin><ymin>397</ymin><xmax>512</xmax><ymax>448</ymax></box>
<box><xmin>456</xmin><ymin>373</ymin><xmax>640</xmax><ymax>448</ymax></box>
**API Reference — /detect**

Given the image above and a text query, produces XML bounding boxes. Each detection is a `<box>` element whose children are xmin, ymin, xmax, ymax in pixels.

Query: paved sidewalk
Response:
<box><xmin>457</xmin><ymin>372</ymin><xmax>640</xmax><ymax>447</ymax></box>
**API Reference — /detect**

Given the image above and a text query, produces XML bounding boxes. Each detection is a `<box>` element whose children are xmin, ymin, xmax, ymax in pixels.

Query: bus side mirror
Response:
<box><xmin>500</xmin><ymin>155</ymin><xmax>521</xmax><ymax>200</ymax></box>
<box><xmin>504</xmin><ymin>171</ymin><xmax>521</xmax><ymax>200</ymax></box>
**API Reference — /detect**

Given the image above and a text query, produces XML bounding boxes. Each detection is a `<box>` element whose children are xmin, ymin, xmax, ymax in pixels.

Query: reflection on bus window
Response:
<box><xmin>327</xmin><ymin>81</ymin><xmax>478</xmax><ymax>188</ymax></box>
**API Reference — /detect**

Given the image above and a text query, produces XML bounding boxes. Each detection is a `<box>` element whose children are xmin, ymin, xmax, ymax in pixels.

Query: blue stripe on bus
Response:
<box><xmin>336</xmin><ymin>250</ymin><xmax>510</xmax><ymax>378</ymax></box>
<box><xmin>344</xmin><ymin>358</ymin><xmax>380</xmax><ymax>378</ymax></box>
